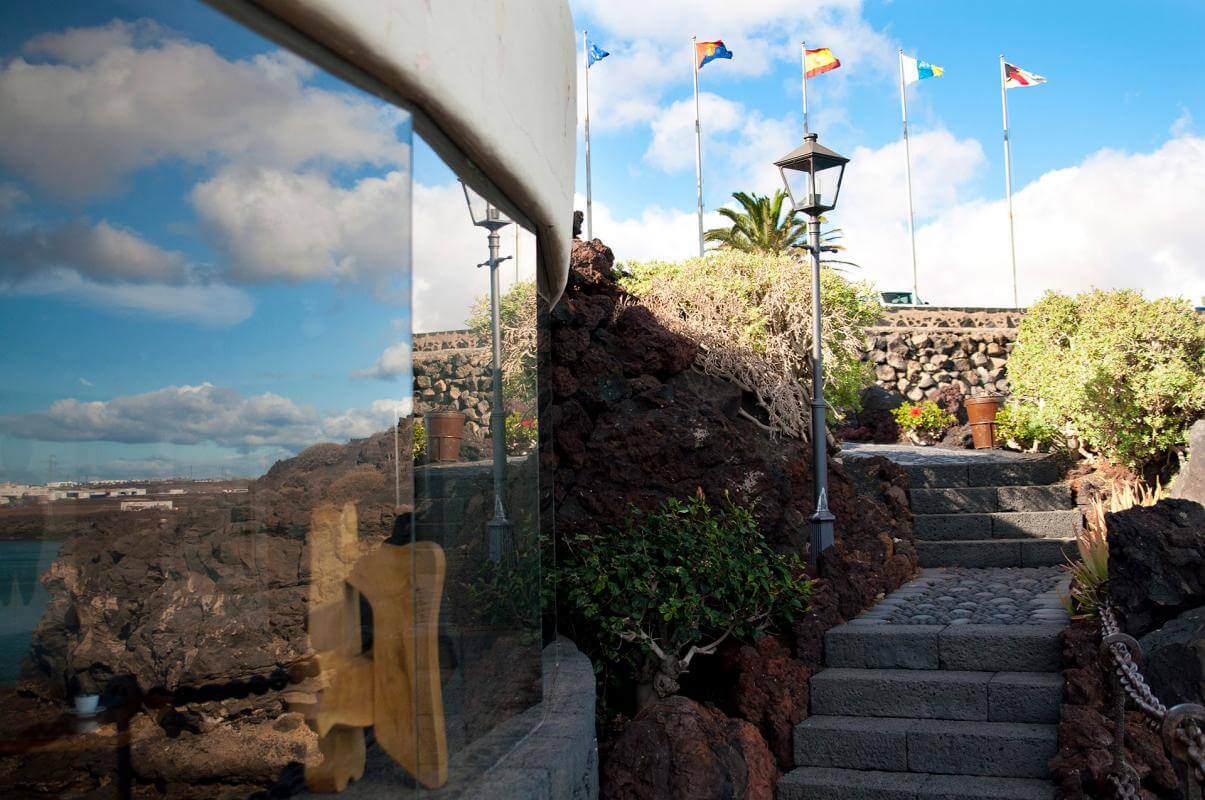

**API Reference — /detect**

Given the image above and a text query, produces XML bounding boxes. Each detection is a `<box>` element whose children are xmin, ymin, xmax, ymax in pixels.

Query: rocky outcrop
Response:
<box><xmin>717</xmin><ymin>636</ymin><xmax>811</xmax><ymax>768</ymax></box>
<box><xmin>1140</xmin><ymin>606</ymin><xmax>1205</xmax><ymax>708</ymax></box>
<box><xmin>1107</xmin><ymin>498</ymin><xmax>1205</xmax><ymax>636</ymax></box>
<box><xmin>1170</xmin><ymin>419</ymin><xmax>1205</xmax><ymax>504</ymax></box>
<box><xmin>1050</xmin><ymin>618</ymin><xmax>1179</xmax><ymax>799</ymax></box>
<box><xmin>600</xmin><ymin>695</ymin><xmax>776</xmax><ymax>800</ymax></box>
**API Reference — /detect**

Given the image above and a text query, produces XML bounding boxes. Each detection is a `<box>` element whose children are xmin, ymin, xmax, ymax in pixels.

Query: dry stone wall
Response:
<box><xmin>862</xmin><ymin>307</ymin><xmax>1023</xmax><ymax>402</ymax></box>
<box><xmin>412</xmin><ymin>330</ymin><xmax>494</xmax><ymax>437</ymax></box>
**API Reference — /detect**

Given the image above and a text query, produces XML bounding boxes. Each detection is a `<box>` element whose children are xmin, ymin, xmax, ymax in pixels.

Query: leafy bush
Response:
<box><xmin>468</xmin><ymin>279</ymin><xmax>538</xmax><ymax>408</ymax></box>
<box><xmin>995</xmin><ymin>403</ymin><xmax>1061</xmax><ymax>453</ymax></box>
<box><xmin>892</xmin><ymin>401</ymin><xmax>956</xmax><ymax>437</ymax></box>
<box><xmin>620</xmin><ymin>251</ymin><xmax>881</xmax><ymax>438</ymax></box>
<box><xmin>559</xmin><ymin>494</ymin><xmax>810</xmax><ymax>705</ymax></box>
<box><xmin>1009</xmin><ymin>290</ymin><xmax>1205</xmax><ymax>469</ymax></box>
<box><xmin>412</xmin><ymin>417</ymin><xmax>427</xmax><ymax>460</ymax></box>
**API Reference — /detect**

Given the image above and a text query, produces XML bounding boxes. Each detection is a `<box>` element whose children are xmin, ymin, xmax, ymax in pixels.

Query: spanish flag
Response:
<box><xmin>805</xmin><ymin>47</ymin><xmax>840</xmax><ymax>79</ymax></box>
<box><xmin>695</xmin><ymin>40</ymin><xmax>733</xmax><ymax>70</ymax></box>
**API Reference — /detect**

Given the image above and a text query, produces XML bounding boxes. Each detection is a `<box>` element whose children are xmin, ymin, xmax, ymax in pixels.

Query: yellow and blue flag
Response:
<box><xmin>902</xmin><ymin>54</ymin><xmax>943</xmax><ymax>84</ymax></box>
<box><xmin>588</xmin><ymin>42</ymin><xmax>610</xmax><ymax>67</ymax></box>
<box><xmin>695</xmin><ymin>40</ymin><xmax>733</xmax><ymax>70</ymax></box>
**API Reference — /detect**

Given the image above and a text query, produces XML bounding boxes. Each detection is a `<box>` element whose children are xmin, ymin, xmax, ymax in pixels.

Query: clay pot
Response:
<box><xmin>425</xmin><ymin>411</ymin><xmax>466</xmax><ymax>462</ymax></box>
<box><xmin>965</xmin><ymin>395</ymin><xmax>1005</xmax><ymax>449</ymax></box>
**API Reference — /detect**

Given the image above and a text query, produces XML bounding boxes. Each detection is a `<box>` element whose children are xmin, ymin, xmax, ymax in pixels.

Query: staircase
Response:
<box><xmin>778</xmin><ymin>445</ymin><xmax>1078</xmax><ymax>799</ymax></box>
<box><xmin>905</xmin><ymin>452</ymin><xmax>1080</xmax><ymax>568</ymax></box>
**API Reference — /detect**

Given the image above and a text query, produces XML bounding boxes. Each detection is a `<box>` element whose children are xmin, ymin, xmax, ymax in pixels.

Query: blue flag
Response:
<box><xmin>588</xmin><ymin>43</ymin><xmax>610</xmax><ymax>67</ymax></box>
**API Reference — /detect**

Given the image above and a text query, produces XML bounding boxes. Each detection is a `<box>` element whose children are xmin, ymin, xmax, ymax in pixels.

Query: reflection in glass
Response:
<box><xmin>0</xmin><ymin>2</ymin><xmax>545</xmax><ymax>798</ymax></box>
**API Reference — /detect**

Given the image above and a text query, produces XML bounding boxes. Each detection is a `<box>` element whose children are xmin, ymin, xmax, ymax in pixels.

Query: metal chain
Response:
<box><xmin>1099</xmin><ymin>604</ymin><xmax>1205</xmax><ymax>796</ymax></box>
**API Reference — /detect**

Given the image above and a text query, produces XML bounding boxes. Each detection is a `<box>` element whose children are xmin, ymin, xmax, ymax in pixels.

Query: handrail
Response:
<box><xmin>1099</xmin><ymin>604</ymin><xmax>1205</xmax><ymax>799</ymax></box>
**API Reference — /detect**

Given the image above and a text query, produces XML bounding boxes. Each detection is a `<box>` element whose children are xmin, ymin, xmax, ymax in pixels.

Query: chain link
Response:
<box><xmin>1099</xmin><ymin>604</ymin><xmax>1205</xmax><ymax>796</ymax></box>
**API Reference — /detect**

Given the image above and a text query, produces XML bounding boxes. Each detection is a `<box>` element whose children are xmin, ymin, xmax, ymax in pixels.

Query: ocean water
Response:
<box><xmin>0</xmin><ymin>540</ymin><xmax>61</xmax><ymax>683</ymax></box>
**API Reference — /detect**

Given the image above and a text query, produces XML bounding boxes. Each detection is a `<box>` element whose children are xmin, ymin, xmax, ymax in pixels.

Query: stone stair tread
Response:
<box><xmin>911</xmin><ymin>486</ymin><xmax>1073</xmax><ymax>514</ymax></box>
<box><xmin>916</xmin><ymin>539</ymin><xmax>1075</xmax><ymax>568</ymax></box>
<box><xmin>902</xmin><ymin>459</ymin><xmax>1061</xmax><ymax>489</ymax></box>
<box><xmin>826</xmin><ymin>622</ymin><xmax>1065</xmax><ymax>672</ymax></box>
<box><xmin>810</xmin><ymin>668</ymin><xmax>1061</xmax><ymax>723</ymax></box>
<box><xmin>779</xmin><ymin>767</ymin><xmax>1055</xmax><ymax>800</ymax></box>
<box><xmin>794</xmin><ymin>715</ymin><xmax>1057</xmax><ymax>779</ymax></box>
<box><xmin>915</xmin><ymin>510</ymin><xmax>1082</xmax><ymax>541</ymax></box>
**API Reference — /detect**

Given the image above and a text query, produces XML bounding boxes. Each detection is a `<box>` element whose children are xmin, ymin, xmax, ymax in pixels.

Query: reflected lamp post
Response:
<box><xmin>461</xmin><ymin>182</ymin><xmax>513</xmax><ymax>563</ymax></box>
<box><xmin>773</xmin><ymin>133</ymin><xmax>849</xmax><ymax>568</ymax></box>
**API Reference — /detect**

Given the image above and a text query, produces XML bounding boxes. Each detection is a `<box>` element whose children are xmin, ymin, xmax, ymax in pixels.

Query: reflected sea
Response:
<box><xmin>0</xmin><ymin>540</ymin><xmax>61</xmax><ymax>683</ymax></box>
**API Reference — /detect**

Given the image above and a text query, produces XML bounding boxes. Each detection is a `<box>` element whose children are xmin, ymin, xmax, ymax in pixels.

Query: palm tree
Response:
<box><xmin>704</xmin><ymin>190</ymin><xmax>804</xmax><ymax>253</ymax></box>
<box><xmin>705</xmin><ymin>190</ymin><xmax>854</xmax><ymax>266</ymax></box>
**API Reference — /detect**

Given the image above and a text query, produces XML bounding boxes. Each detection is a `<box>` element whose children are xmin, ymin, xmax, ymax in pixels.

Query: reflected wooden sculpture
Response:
<box><xmin>305</xmin><ymin>503</ymin><xmax>447</xmax><ymax>791</ymax></box>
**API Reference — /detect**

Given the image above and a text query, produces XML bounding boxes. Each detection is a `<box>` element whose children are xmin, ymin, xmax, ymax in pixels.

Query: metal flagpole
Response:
<box><xmin>583</xmin><ymin>30</ymin><xmax>594</xmax><ymax>241</ymax></box>
<box><xmin>1000</xmin><ymin>55</ymin><xmax>1019</xmax><ymax>308</ymax></box>
<box><xmin>801</xmin><ymin>42</ymin><xmax>810</xmax><ymax>136</ymax></box>
<box><xmin>898</xmin><ymin>50</ymin><xmax>920</xmax><ymax>302</ymax></box>
<box><xmin>691</xmin><ymin>36</ymin><xmax>705</xmax><ymax>257</ymax></box>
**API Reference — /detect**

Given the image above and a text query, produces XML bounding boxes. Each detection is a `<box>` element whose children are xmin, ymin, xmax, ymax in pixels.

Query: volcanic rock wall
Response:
<box><xmin>413</xmin><ymin>331</ymin><xmax>494</xmax><ymax>437</ymax></box>
<box><xmin>863</xmin><ymin>307</ymin><xmax>1024</xmax><ymax>402</ymax></box>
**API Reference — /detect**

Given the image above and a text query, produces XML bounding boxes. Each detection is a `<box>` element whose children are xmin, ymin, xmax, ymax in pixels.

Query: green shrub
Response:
<box><xmin>412</xmin><ymin>417</ymin><xmax>427</xmax><ymax>460</ymax></box>
<box><xmin>468</xmin><ymin>279</ymin><xmax>538</xmax><ymax>408</ymax></box>
<box><xmin>1008</xmin><ymin>290</ymin><xmax>1205</xmax><ymax>469</ymax></box>
<box><xmin>892</xmin><ymin>400</ymin><xmax>956</xmax><ymax>438</ymax></box>
<box><xmin>620</xmin><ymin>251</ymin><xmax>881</xmax><ymax>438</ymax></box>
<box><xmin>995</xmin><ymin>403</ymin><xmax>1061</xmax><ymax>453</ymax></box>
<box><xmin>504</xmin><ymin>410</ymin><xmax>538</xmax><ymax>455</ymax></box>
<box><xmin>559</xmin><ymin>494</ymin><xmax>809</xmax><ymax>705</ymax></box>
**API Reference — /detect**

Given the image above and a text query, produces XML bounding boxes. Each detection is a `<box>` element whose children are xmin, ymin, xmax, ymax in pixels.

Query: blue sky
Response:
<box><xmin>570</xmin><ymin>0</ymin><xmax>1205</xmax><ymax>305</ymax></box>
<box><xmin>0</xmin><ymin>0</ymin><xmax>534</xmax><ymax>483</ymax></box>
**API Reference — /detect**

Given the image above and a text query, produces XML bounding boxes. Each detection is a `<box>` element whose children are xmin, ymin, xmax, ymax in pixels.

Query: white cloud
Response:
<box><xmin>0</xmin><ymin>183</ymin><xmax>29</xmax><ymax>215</ymax></box>
<box><xmin>7</xmin><ymin>269</ymin><xmax>254</xmax><ymax>327</ymax></box>
<box><xmin>0</xmin><ymin>218</ymin><xmax>187</xmax><ymax>284</ymax></box>
<box><xmin>579</xmin><ymin>193</ymin><xmax>725</xmax><ymax>263</ymax></box>
<box><xmin>77</xmin><ymin>378</ymin><xmax>93</xmax><ymax>387</ymax></box>
<box><xmin>353</xmin><ymin>341</ymin><xmax>412</xmax><ymax>380</ymax></box>
<box><xmin>0</xmin><ymin>20</ymin><xmax>408</xmax><ymax>199</ymax></box>
<box><xmin>191</xmin><ymin>166</ymin><xmax>411</xmax><ymax>287</ymax></box>
<box><xmin>573</xmin><ymin>0</ymin><xmax>895</xmax><ymax>130</ymax></box>
<box><xmin>835</xmin><ymin>133</ymin><xmax>1205</xmax><ymax>306</ymax></box>
<box><xmin>0</xmin><ymin>383</ymin><xmax>410</xmax><ymax>449</ymax></box>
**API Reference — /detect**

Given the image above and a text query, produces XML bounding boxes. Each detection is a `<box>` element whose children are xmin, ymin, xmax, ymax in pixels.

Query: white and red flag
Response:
<box><xmin>1004</xmin><ymin>62</ymin><xmax>1047</xmax><ymax>88</ymax></box>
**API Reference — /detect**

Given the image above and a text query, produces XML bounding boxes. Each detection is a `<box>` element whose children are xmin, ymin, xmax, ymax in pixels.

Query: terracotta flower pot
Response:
<box><xmin>965</xmin><ymin>395</ymin><xmax>1005</xmax><ymax>449</ymax></box>
<box><xmin>425</xmin><ymin>411</ymin><xmax>466</xmax><ymax>462</ymax></box>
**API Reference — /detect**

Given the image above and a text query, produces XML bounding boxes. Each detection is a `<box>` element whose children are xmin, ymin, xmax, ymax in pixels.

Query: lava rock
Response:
<box><xmin>1170</xmin><ymin>419</ymin><xmax>1205</xmax><ymax>504</ymax></box>
<box><xmin>1140</xmin><ymin>605</ymin><xmax>1205</xmax><ymax>708</ymax></box>
<box><xmin>1108</xmin><ymin>498</ymin><xmax>1205</xmax><ymax>637</ymax></box>
<box><xmin>600</xmin><ymin>695</ymin><xmax>776</xmax><ymax>800</ymax></box>
<box><xmin>717</xmin><ymin>635</ymin><xmax>812</xmax><ymax>769</ymax></box>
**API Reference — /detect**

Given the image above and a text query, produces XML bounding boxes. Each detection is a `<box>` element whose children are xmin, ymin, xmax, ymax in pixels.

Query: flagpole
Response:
<box><xmin>801</xmin><ymin>42</ymin><xmax>810</xmax><ymax>136</ymax></box>
<box><xmin>1000</xmin><ymin>54</ymin><xmax>1019</xmax><ymax>308</ymax></box>
<box><xmin>691</xmin><ymin>36</ymin><xmax>704</xmax><ymax>257</ymax></box>
<box><xmin>898</xmin><ymin>50</ymin><xmax>919</xmax><ymax>302</ymax></box>
<box><xmin>583</xmin><ymin>30</ymin><xmax>594</xmax><ymax>241</ymax></box>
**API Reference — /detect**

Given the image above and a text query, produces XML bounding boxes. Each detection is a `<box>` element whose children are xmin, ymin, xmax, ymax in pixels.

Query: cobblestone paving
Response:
<box><xmin>857</xmin><ymin>567</ymin><xmax>1071</xmax><ymax>626</ymax></box>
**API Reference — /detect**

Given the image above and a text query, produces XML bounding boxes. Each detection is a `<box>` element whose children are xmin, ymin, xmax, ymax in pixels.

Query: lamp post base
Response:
<box><xmin>809</xmin><ymin>509</ymin><xmax>834</xmax><ymax>569</ymax></box>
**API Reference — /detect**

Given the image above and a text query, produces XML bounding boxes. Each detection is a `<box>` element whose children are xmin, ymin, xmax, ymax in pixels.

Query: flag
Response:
<box><xmin>1004</xmin><ymin>62</ymin><xmax>1046</xmax><ymax>88</ymax></box>
<box><xmin>901</xmin><ymin>54</ymin><xmax>943</xmax><ymax>84</ymax></box>
<box><xmin>588</xmin><ymin>42</ymin><xmax>610</xmax><ymax>67</ymax></box>
<box><xmin>695</xmin><ymin>39</ymin><xmax>733</xmax><ymax>70</ymax></box>
<box><xmin>804</xmin><ymin>47</ymin><xmax>840</xmax><ymax>78</ymax></box>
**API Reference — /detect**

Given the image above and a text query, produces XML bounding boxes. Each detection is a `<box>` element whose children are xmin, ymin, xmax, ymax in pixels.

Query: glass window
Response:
<box><xmin>0</xmin><ymin>3</ymin><xmax>546</xmax><ymax>797</ymax></box>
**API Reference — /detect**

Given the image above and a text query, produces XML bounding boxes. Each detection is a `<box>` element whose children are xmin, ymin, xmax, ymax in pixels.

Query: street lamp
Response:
<box><xmin>461</xmin><ymin>181</ymin><xmax>513</xmax><ymax>563</ymax></box>
<box><xmin>774</xmin><ymin>133</ymin><xmax>849</xmax><ymax>568</ymax></box>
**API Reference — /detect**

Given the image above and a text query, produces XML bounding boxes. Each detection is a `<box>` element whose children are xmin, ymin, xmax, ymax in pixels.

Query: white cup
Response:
<box><xmin>73</xmin><ymin>694</ymin><xmax>100</xmax><ymax>716</ymax></box>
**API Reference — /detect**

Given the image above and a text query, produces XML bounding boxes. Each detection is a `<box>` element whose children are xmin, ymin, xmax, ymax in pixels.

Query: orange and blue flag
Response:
<box><xmin>695</xmin><ymin>40</ymin><xmax>733</xmax><ymax>70</ymax></box>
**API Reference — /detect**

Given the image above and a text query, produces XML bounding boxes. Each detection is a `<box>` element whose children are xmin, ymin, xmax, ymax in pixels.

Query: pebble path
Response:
<box><xmin>854</xmin><ymin>566</ymin><xmax>1071</xmax><ymax>626</ymax></box>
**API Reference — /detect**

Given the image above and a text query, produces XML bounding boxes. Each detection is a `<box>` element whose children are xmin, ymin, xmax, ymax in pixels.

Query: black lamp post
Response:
<box><xmin>461</xmin><ymin>182</ymin><xmax>513</xmax><ymax>563</ymax></box>
<box><xmin>773</xmin><ymin>133</ymin><xmax>849</xmax><ymax>568</ymax></box>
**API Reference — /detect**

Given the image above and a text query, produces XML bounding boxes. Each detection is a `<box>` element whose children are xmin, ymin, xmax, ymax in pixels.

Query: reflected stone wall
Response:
<box><xmin>413</xmin><ymin>331</ymin><xmax>493</xmax><ymax>438</ymax></box>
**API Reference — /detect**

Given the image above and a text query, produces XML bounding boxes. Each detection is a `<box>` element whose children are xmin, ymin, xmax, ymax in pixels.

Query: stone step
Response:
<box><xmin>810</xmin><ymin>668</ymin><xmax>1061</xmax><ymax>723</ymax></box>
<box><xmin>916</xmin><ymin>539</ymin><xmax>1076</xmax><ymax>568</ymax></box>
<box><xmin>915</xmin><ymin>510</ymin><xmax>1082</xmax><ymax>541</ymax></box>
<box><xmin>904</xmin><ymin>459</ymin><xmax>1060</xmax><ymax>490</ymax></box>
<box><xmin>826</xmin><ymin>623</ymin><xmax>1065</xmax><ymax>672</ymax></box>
<box><xmin>911</xmin><ymin>485</ymin><xmax>1074</xmax><ymax>514</ymax></box>
<box><xmin>779</xmin><ymin>767</ymin><xmax>1055</xmax><ymax>800</ymax></box>
<box><xmin>794</xmin><ymin>715</ymin><xmax>1058</xmax><ymax>779</ymax></box>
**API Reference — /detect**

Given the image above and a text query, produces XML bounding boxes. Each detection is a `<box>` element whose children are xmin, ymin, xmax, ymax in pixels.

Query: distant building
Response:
<box><xmin>120</xmin><ymin>500</ymin><xmax>173</xmax><ymax>512</ymax></box>
<box><xmin>167</xmin><ymin>489</ymin><xmax>186</xmax><ymax>495</ymax></box>
<box><xmin>113</xmin><ymin>487</ymin><xmax>147</xmax><ymax>497</ymax></box>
